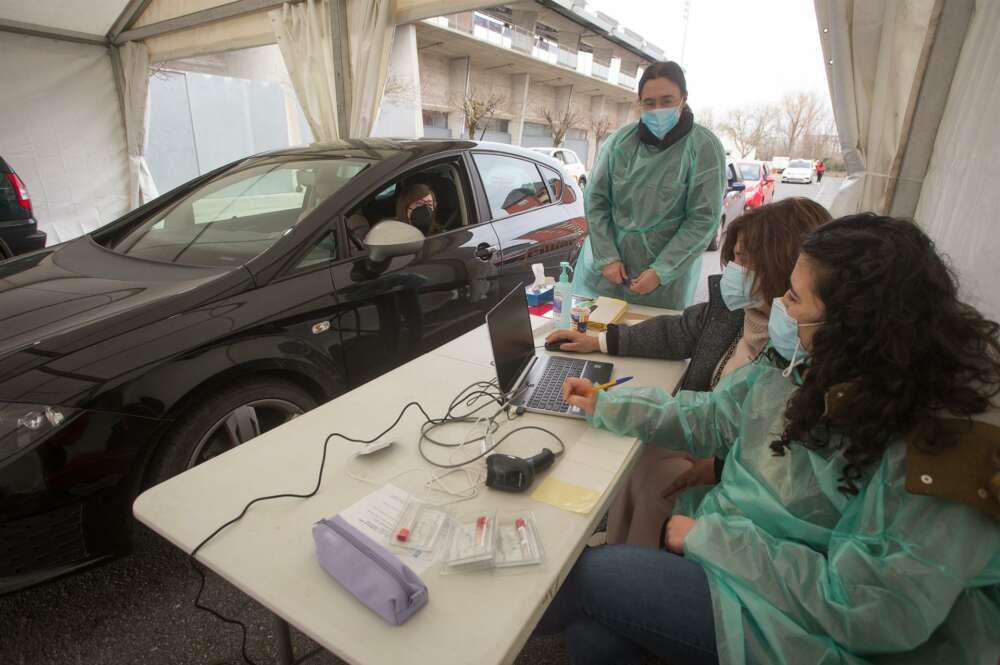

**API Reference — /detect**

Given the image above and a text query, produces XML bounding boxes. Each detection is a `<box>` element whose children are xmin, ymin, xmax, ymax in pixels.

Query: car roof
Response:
<box><xmin>256</xmin><ymin>138</ymin><xmax>556</xmax><ymax>163</ymax></box>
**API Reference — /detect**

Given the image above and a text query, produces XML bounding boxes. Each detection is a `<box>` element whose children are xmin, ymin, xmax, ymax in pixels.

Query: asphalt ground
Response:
<box><xmin>1</xmin><ymin>176</ymin><xmax>841</xmax><ymax>665</ymax></box>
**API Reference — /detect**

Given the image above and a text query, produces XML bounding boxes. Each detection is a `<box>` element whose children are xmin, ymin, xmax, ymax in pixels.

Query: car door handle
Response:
<box><xmin>475</xmin><ymin>243</ymin><xmax>498</xmax><ymax>261</ymax></box>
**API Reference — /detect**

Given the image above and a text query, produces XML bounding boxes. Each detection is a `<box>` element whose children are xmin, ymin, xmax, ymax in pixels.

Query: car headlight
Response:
<box><xmin>0</xmin><ymin>402</ymin><xmax>80</xmax><ymax>462</ymax></box>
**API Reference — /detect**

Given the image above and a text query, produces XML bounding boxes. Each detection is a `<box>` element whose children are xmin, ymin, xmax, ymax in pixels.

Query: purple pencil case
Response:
<box><xmin>312</xmin><ymin>515</ymin><xmax>428</xmax><ymax>625</ymax></box>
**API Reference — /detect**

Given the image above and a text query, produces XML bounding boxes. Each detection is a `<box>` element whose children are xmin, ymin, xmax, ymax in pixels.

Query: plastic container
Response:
<box><xmin>441</xmin><ymin>511</ymin><xmax>497</xmax><ymax>573</ymax></box>
<box><xmin>552</xmin><ymin>262</ymin><xmax>573</xmax><ymax>329</ymax></box>
<box><xmin>389</xmin><ymin>499</ymin><xmax>448</xmax><ymax>553</ymax></box>
<box><xmin>494</xmin><ymin>512</ymin><xmax>544</xmax><ymax>568</ymax></box>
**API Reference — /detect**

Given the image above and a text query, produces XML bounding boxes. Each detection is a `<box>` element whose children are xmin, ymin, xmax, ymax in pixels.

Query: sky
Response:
<box><xmin>586</xmin><ymin>0</ymin><xmax>832</xmax><ymax>117</ymax></box>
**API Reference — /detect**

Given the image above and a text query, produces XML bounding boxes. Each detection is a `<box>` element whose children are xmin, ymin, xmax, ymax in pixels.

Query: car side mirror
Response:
<box><xmin>364</xmin><ymin>220</ymin><xmax>425</xmax><ymax>261</ymax></box>
<box><xmin>729</xmin><ymin>182</ymin><xmax>746</xmax><ymax>192</ymax></box>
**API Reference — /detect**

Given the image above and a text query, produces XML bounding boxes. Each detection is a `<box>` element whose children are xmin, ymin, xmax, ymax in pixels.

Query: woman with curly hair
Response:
<box><xmin>536</xmin><ymin>214</ymin><xmax>1000</xmax><ymax>665</ymax></box>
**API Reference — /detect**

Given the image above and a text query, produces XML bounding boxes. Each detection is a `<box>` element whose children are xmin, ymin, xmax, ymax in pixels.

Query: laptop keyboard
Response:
<box><xmin>526</xmin><ymin>357</ymin><xmax>585</xmax><ymax>413</ymax></box>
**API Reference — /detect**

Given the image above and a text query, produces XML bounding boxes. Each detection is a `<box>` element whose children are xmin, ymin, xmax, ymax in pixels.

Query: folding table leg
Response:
<box><xmin>275</xmin><ymin>614</ymin><xmax>293</xmax><ymax>665</ymax></box>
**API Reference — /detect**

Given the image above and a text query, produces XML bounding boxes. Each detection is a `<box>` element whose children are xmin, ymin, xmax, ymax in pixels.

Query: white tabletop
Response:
<box><xmin>134</xmin><ymin>307</ymin><xmax>685</xmax><ymax>665</ymax></box>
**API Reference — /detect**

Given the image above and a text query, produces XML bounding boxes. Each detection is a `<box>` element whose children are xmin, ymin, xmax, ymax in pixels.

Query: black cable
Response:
<box><xmin>187</xmin><ymin>378</ymin><xmax>564</xmax><ymax>665</ymax></box>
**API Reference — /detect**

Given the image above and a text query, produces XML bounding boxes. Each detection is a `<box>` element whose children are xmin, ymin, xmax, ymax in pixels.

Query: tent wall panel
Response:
<box><xmin>0</xmin><ymin>33</ymin><xmax>129</xmax><ymax>244</ymax></box>
<box><xmin>914</xmin><ymin>0</ymin><xmax>1000</xmax><ymax>321</ymax></box>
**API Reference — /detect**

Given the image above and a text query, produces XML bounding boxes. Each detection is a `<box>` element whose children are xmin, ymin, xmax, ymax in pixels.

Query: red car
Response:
<box><xmin>736</xmin><ymin>161</ymin><xmax>775</xmax><ymax>211</ymax></box>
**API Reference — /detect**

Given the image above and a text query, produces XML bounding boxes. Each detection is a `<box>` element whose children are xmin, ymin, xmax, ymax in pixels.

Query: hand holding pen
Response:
<box><xmin>562</xmin><ymin>376</ymin><xmax>633</xmax><ymax>415</ymax></box>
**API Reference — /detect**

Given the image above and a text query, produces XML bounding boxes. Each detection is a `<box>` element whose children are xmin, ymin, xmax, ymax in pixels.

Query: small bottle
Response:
<box><xmin>552</xmin><ymin>261</ymin><xmax>573</xmax><ymax>329</ymax></box>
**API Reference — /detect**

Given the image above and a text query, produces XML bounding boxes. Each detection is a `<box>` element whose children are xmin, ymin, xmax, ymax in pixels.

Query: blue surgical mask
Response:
<box><xmin>720</xmin><ymin>262</ymin><xmax>760</xmax><ymax>311</ymax></box>
<box><xmin>768</xmin><ymin>297</ymin><xmax>824</xmax><ymax>376</ymax></box>
<box><xmin>641</xmin><ymin>106</ymin><xmax>681</xmax><ymax>139</ymax></box>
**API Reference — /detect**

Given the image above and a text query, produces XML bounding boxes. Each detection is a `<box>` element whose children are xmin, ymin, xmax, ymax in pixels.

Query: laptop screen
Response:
<box><xmin>486</xmin><ymin>285</ymin><xmax>536</xmax><ymax>394</ymax></box>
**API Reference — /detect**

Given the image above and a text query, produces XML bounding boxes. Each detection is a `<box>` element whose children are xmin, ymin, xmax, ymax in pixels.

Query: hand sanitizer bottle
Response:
<box><xmin>553</xmin><ymin>262</ymin><xmax>573</xmax><ymax>329</ymax></box>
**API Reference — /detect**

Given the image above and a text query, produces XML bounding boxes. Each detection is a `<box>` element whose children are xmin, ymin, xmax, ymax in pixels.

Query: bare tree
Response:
<box><xmin>720</xmin><ymin>104</ymin><xmax>777</xmax><ymax>159</ymax></box>
<box><xmin>539</xmin><ymin>105</ymin><xmax>581</xmax><ymax>147</ymax></box>
<box><xmin>697</xmin><ymin>108</ymin><xmax>722</xmax><ymax>135</ymax></box>
<box><xmin>457</xmin><ymin>91</ymin><xmax>508</xmax><ymax>140</ymax></box>
<box><xmin>779</xmin><ymin>91</ymin><xmax>826</xmax><ymax>156</ymax></box>
<box><xmin>590</xmin><ymin>115</ymin><xmax>614</xmax><ymax>146</ymax></box>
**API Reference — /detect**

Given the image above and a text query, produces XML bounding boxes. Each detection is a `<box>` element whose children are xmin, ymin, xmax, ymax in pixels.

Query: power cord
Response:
<box><xmin>187</xmin><ymin>378</ymin><xmax>564</xmax><ymax>665</ymax></box>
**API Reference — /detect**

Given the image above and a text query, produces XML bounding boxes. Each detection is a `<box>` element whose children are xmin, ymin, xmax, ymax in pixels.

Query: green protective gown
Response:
<box><xmin>572</xmin><ymin>121</ymin><xmax>726</xmax><ymax>309</ymax></box>
<box><xmin>588</xmin><ymin>355</ymin><xmax>1000</xmax><ymax>665</ymax></box>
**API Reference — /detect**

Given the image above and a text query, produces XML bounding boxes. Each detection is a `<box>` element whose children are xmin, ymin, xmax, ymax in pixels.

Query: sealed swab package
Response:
<box><xmin>389</xmin><ymin>499</ymin><xmax>448</xmax><ymax>553</ymax></box>
<box><xmin>494</xmin><ymin>512</ymin><xmax>544</xmax><ymax>568</ymax></box>
<box><xmin>441</xmin><ymin>510</ymin><xmax>496</xmax><ymax>573</ymax></box>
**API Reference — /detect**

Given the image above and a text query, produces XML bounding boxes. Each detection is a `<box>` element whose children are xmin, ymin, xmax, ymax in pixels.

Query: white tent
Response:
<box><xmin>0</xmin><ymin>0</ymin><xmax>493</xmax><ymax>243</ymax></box>
<box><xmin>1</xmin><ymin>0</ymin><xmax>998</xmax><ymax>321</ymax></box>
<box><xmin>815</xmin><ymin>0</ymin><xmax>999</xmax><ymax>320</ymax></box>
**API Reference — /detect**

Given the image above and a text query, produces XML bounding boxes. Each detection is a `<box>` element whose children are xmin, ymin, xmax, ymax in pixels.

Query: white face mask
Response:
<box><xmin>720</xmin><ymin>262</ymin><xmax>761</xmax><ymax>311</ymax></box>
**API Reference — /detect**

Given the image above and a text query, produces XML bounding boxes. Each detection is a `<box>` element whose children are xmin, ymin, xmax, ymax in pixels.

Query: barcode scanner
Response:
<box><xmin>485</xmin><ymin>449</ymin><xmax>556</xmax><ymax>492</ymax></box>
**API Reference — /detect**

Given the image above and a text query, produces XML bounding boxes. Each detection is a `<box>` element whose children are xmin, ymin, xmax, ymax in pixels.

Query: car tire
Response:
<box><xmin>708</xmin><ymin>215</ymin><xmax>725</xmax><ymax>252</ymax></box>
<box><xmin>148</xmin><ymin>377</ymin><xmax>317</xmax><ymax>485</ymax></box>
<box><xmin>0</xmin><ymin>239</ymin><xmax>11</xmax><ymax>260</ymax></box>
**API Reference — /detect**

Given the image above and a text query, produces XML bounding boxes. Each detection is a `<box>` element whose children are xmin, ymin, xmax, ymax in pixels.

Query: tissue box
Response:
<box><xmin>525</xmin><ymin>285</ymin><xmax>554</xmax><ymax>306</ymax></box>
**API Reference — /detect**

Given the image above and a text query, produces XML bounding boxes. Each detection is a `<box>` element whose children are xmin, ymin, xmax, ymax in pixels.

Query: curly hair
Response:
<box><xmin>771</xmin><ymin>214</ymin><xmax>1000</xmax><ymax>493</ymax></box>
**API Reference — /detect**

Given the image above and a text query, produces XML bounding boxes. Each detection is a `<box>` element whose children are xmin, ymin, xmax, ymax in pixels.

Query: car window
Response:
<box><xmin>295</xmin><ymin>230</ymin><xmax>338</xmax><ymax>270</ymax></box>
<box><xmin>789</xmin><ymin>160</ymin><xmax>812</xmax><ymax>168</ymax></box>
<box><xmin>347</xmin><ymin>158</ymin><xmax>471</xmax><ymax>253</ymax></box>
<box><xmin>564</xmin><ymin>151</ymin><xmax>579</xmax><ymax>165</ymax></box>
<box><xmin>727</xmin><ymin>164</ymin><xmax>742</xmax><ymax>183</ymax></box>
<box><xmin>113</xmin><ymin>158</ymin><xmax>369</xmax><ymax>267</ymax></box>
<box><xmin>737</xmin><ymin>163</ymin><xmax>760</xmax><ymax>181</ymax></box>
<box><xmin>473</xmin><ymin>154</ymin><xmax>551</xmax><ymax>219</ymax></box>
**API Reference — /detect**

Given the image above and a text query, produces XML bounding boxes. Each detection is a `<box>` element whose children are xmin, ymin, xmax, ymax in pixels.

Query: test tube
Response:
<box><xmin>515</xmin><ymin>517</ymin><xmax>530</xmax><ymax>556</ymax></box>
<box><xmin>475</xmin><ymin>515</ymin><xmax>488</xmax><ymax>549</ymax></box>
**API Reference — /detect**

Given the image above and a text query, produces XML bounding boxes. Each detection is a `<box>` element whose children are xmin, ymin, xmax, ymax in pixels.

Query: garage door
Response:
<box><xmin>564</xmin><ymin>128</ymin><xmax>589</xmax><ymax>167</ymax></box>
<box><xmin>520</xmin><ymin>121</ymin><xmax>554</xmax><ymax>149</ymax></box>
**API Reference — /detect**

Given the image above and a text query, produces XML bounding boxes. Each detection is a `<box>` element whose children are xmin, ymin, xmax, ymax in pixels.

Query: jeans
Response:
<box><xmin>533</xmin><ymin>544</ymin><xmax>719</xmax><ymax>665</ymax></box>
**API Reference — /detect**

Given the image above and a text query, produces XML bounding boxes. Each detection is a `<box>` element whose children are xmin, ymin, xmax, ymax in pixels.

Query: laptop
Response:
<box><xmin>486</xmin><ymin>285</ymin><xmax>613</xmax><ymax>419</ymax></box>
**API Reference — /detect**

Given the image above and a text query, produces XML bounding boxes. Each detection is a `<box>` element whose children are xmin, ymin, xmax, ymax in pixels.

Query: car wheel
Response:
<box><xmin>0</xmin><ymin>239</ymin><xmax>11</xmax><ymax>260</ymax></box>
<box><xmin>148</xmin><ymin>378</ymin><xmax>317</xmax><ymax>484</ymax></box>
<box><xmin>708</xmin><ymin>215</ymin><xmax>725</xmax><ymax>252</ymax></box>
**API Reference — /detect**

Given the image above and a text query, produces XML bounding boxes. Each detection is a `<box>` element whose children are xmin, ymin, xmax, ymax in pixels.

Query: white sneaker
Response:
<box><xmin>586</xmin><ymin>531</ymin><xmax>608</xmax><ymax>548</ymax></box>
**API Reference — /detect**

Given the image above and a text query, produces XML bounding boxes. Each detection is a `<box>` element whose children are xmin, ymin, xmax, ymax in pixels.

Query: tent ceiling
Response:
<box><xmin>0</xmin><ymin>0</ymin><xmax>129</xmax><ymax>37</ymax></box>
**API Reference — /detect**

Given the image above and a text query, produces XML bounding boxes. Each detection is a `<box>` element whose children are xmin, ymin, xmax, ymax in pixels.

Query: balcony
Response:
<box><xmin>617</xmin><ymin>71</ymin><xmax>636</xmax><ymax>90</ymax></box>
<box><xmin>592</xmin><ymin>61</ymin><xmax>610</xmax><ymax>80</ymax></box>
<box><xmin>425</xmin><ymin>12</ymin><xmax>600</xmax><ymax>85</ymax></box>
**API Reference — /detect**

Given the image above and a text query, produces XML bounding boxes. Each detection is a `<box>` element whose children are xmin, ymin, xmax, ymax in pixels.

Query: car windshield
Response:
<box><xmin>738</xmin><ymin>164</ymin><xmax>760</xmax><ymax>180</ymax></box>
<box><xmin>790</xmin><ymin>160</ymin><xmax>812</xmax><ymax>168</ymax></box>
<box><xmin>113</xmin><ymin>157</ymin><xmax>370</xmax><ymax>267</ymax></box>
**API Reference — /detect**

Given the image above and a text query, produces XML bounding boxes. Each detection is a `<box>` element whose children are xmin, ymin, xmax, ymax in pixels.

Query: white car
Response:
<box><xmin>781</xmin><ymin>159</ymin><xmax>815</xmax><ymax>184</ymax></box>
<box><xmin>529</xmin><ymin>147</ymin><xmax>589</xmax><ymax>187</ymax></box>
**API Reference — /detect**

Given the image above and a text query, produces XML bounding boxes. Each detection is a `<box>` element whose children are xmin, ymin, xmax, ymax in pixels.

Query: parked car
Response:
<box><xmin>771</xmin><ymin>156</ymin><xmax>790</xmax><ymax>173</ymax></box>
<box><xmin>736</xmin><ymin>160</ymin><xmax>776</xmax><ymax>211</ymax></box>
<box><xmin>0</xmin><ymin>139</ymin><xmax>587</xmax><ymax>594</ymax></box>
<box><xmin>529</xmin><ymin>147</ymin><xmax>588</xmax><ymax>187</ymax></box>
<box><xmin>0</xmin><ymin>156</ymin><xmax>46</xmax><ymax>259</ymax></box>
<box><xmin>781</xmin><ymin>159</ymin><xmax>816</xmax><ymax>184</ymax></box>
<box><xmin>709</xmin><ymin>160</ymin><xmax>747</xmax><ymax>251</ymax></box>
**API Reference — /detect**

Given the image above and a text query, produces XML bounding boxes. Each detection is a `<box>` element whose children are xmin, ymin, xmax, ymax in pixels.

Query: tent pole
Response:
<box><xmin>0</xmin><ymin>18</ymin><xmax>105</xmax><ymax>47</ymax></box>
<box><xmin>330</xmin><ymin>0</ymin><xmax>354</xmax><ymax>139</ymax></box>
<box><xmin>887</xmin><ymin>0</ymin><xmax>975</xmax><ymax>218</ymax></box>
<box><xmin>108</xmin><ymin>0</ymin><xmax>155</xmax><ymax>43</ymax></box>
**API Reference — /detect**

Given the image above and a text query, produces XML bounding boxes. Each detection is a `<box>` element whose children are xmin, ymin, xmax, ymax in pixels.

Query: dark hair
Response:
<box><xmin>721</xmin><ymin>197</ymin><xmax>832</xmax><ymax>303</ymax></box>
<box><xmin>771</xmin><ymin>214</ymin><xmax>1000</xmax><ymax>493</ymax></box>
<box><xmin>638</xmin><ymin>61</ymin><xmax>687</xmax><ymax>99</ymax></box>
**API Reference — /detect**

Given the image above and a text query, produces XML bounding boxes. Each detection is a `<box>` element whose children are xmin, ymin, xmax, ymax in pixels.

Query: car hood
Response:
<box><xmin>0</xmin><ymin>237</ymin><xmax>249</xmax><ymax>401</ymax></box>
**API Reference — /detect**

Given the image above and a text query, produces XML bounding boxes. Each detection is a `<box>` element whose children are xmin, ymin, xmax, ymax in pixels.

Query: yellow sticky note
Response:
<box><xmin>531</xmin><ymin>476</ymin><xmax>602</xmax><ymax>514</ymax></box>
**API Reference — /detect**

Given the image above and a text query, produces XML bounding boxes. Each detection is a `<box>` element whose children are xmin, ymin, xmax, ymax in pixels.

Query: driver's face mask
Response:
<box><xmin>409</xmin><ymin>205</ymin><xmax>434</xmax><ymax>233</ymax></box>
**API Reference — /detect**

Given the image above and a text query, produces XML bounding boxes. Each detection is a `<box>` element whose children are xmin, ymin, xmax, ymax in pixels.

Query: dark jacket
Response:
<box><xmin>605</xmin><ymin>274</ymin><xmax>745</xmax><ymax>392</ymax></box>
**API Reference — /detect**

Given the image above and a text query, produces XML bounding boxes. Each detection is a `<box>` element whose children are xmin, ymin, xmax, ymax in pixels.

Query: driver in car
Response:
<box><xmin>395</xmin><ymin>182</ymin><xmax>440</xmax><ymax>236</ymax></box>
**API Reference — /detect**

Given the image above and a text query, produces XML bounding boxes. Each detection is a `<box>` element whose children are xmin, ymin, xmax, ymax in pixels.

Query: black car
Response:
<box><xmin>0</xmin><ymin>156</ymin><xmax>46</xmax><ymax>258</ymax></box>
<box><xmin>0</xmin><ymin>139</ymin><xmax>587</xmax><ymax>594</ymax></box>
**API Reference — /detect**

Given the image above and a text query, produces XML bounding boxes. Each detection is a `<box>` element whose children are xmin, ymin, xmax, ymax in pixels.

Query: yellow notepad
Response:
<box><xmin>586</xmin><ymin>297</ymin><xmax>628</xmax><ymax>331</ymax></box>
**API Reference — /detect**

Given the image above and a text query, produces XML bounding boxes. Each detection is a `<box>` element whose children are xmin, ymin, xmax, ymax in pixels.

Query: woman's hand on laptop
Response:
<box><xmin>546</xmin><ymin>329</ymin><xmax>599</xmax><ymax>353</ymax></box>
<box><xmin>563</xmin><ymin>378</ymin><xmax>598</xmax><ymax>415</ymax></box>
